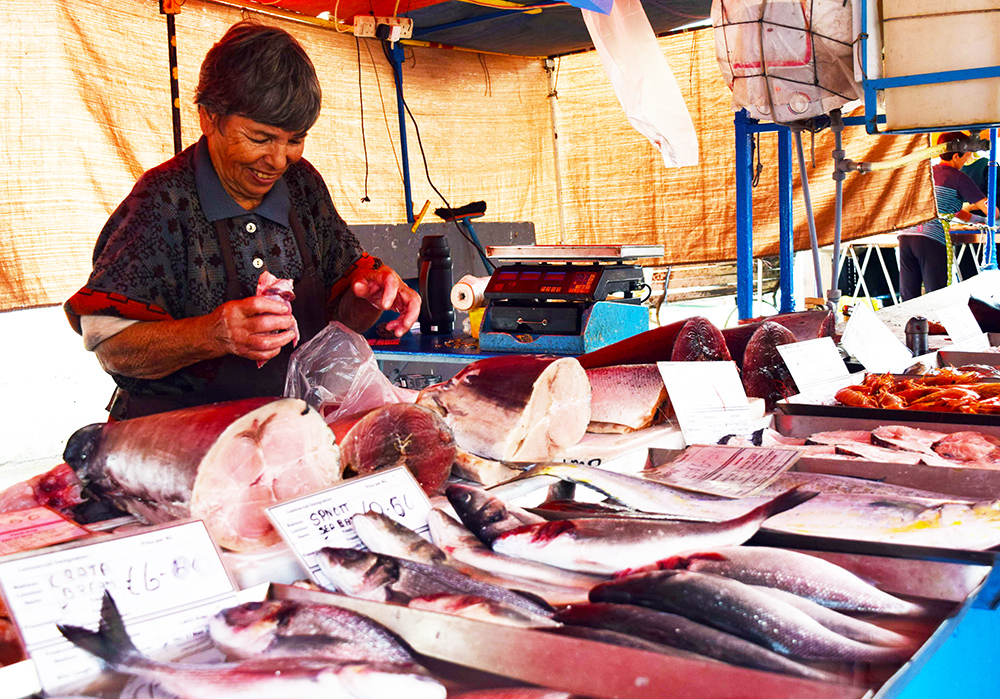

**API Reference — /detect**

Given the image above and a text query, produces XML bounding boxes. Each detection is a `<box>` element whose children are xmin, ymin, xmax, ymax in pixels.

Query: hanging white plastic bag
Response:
<box><xmin>284</xmin><ymin>322</ymin><xmax>414</xmax><ymax>424</ymax></box>
<box><xmin>581</xmin><ymin>0</ymin><xmax>699</xmax><ymax>167</ymax></box>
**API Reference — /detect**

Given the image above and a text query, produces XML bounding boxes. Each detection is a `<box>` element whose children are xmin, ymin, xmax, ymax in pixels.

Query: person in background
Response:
<box><xmin>64</xmin><ymin>21</ymin><xmax>420</xmax><ymax>419</ymax></box>
<box><xmin>897</xmin><ymin>132</ymin><xmax>990</xmax><ymax>301</ymax></box>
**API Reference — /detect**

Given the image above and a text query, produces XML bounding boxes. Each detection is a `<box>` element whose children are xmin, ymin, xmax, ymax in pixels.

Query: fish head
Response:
<box><xmin>446</xmin><ymin>484</ymin><xmax>510</xmax><ymax>541</ymax></box>
<box><xmin>317</xmin><ymin>547</ymin><xmax>399</xmax><ymax>598</ymax></box>
<box><xmin>209</xmin><ymin>600</ymin><xmax>289</xmax><ymax>657</ymax></box>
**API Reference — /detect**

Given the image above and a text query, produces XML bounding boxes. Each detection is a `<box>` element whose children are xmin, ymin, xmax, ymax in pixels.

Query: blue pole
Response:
<box><xmin>389</xmin><ymin>43</ymin><xmax>415</xmax><ymax>224</ymax></box>
<box><xmin>777</xmin><ymin>126</ymin><xmax>795</xmax><ymax>312</ymax></box>
<box><xmin>735</xmin><ymin>110</ymin><xmax>754</xmax><ymax>320</ymax></box>
<box><xmin>986</xmin><ymin>129</ymin><xmax>998</xmax><ymax>270</ymax></box>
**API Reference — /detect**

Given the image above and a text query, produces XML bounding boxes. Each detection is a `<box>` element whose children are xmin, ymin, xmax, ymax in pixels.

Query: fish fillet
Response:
<box><xmin>586</xmin><ymin>364</ymin><xmax>666</xmax><ymax>433</ymax></box>
<box><xmin>417</xmin><ymin>356</ymin><xmax>590</xmax><ymax>462</ymax></box>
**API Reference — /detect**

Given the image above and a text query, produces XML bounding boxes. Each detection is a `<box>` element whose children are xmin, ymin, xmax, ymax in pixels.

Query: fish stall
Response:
<box><xmin>0</xmin><ymin>276</ymin><xmax>999</xmax><ymax>698</ymax></box>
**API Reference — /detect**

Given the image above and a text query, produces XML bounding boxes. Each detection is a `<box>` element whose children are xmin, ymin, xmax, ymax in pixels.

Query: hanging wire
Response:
<box><xmin>356</xmin><ymin>37</ymin><xmax>371</xmax><ymax>203</ymax></box>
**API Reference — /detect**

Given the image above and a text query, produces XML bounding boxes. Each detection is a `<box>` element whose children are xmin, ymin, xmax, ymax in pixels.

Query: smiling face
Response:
<box><xmin>200</xmin><ymin>109</ymin><xmax>307</xmax><ymax>210</ymax></box>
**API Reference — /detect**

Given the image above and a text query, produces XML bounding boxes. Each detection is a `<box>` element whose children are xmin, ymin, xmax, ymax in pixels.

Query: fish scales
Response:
<box><xmin>590</xmin><ymin>571</ymin><xmax>912</xmax><ymax>662</ymax></box>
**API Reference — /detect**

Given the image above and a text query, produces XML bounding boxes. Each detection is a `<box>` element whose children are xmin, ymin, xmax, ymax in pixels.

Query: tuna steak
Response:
<box><xmin>338</xmin><ymin>403</ymin><xmax>456</xmax><ymax>495</ymax></box>
<box><xmin>63</xmin><ymin>398</ymin><xmax>341</xmax><ymax>551</ymax></box>
<box><xmin>670</xmin><ymin>317</ymin><xmax>732</xmax><ymax>362</ymax></box>
<box><xmin>417</xmin><ymin>356</ymin><xmax>590</xmax><ymax>462</ymax></box>
<box><xmin>586</xmin><ymin>364</ymin><xmax>667</xmax><ymax>433</ymax></box>
<box><xmin>933</xmin><ymin>432</ymin><xmax>1000</xmax><ymax>463</ymax></box>
<box><xmin>741</xmin><ymin>322</ymin><xmax>798</xmax><ymax>410</ymax></box>
<box><xmin>723</xmin><ymin>310</ymin><xmax>835</xmax><ymax>369</ymax></box>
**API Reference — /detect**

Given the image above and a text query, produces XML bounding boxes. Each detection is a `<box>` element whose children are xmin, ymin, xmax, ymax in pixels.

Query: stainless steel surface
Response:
<box><xmin>485</xmin><ymin>244</ymin><xmax>665</xmax><ymax>261</ymax></box>
<box><xmin>937</xmin><ymin>349</ymin><xmax>1000</xmax><ymax>367</ymax></box>
<box><xmin>270</xmin><ymin>584</ymin><xmax>862</xmax><ymax>699</ymax></box>
<box><xmin>776</xmin><ymin>400</ymin><xmax>1000</xmax><ymax>430</ymax></box>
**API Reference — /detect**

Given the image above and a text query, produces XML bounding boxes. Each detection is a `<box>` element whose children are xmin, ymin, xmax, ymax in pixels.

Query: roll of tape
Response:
<box><xmin>450</xmin><ymin>275</ymin><xmax>489</xmax><ymax>311</ymax></box>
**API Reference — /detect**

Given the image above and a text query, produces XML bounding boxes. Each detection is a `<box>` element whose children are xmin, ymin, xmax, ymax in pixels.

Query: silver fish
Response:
<box><xmin>553</xmin><ymin>603</ymin><xmax>836</xmax><ymax>682</ymax></box>
<box><xmin>750</xmin><ymin>587</ymin><xmax>916</xmax><ymax>648</ymax></box>
<box><xmin>491</xmin><ymin>489</ymin><xmax>814</xmax><ymax>575</ymax></box>
<box><xmin>316</xmin><ymin>547</ymin><xmax>552</xmax><ymax>616</ymax></box>
<box><xmin>657</xmin><ymin>547</ymin><xmax>927</xmax><ymax>615</ymax></box>
<box><xmin>590</xmin><ymin>571</ymin><xmax>912</xmax><ymax>662</ymax></box>
<box><xmin>447</xmin><ymin>483</ymin><xmax>546</xmax><ymax>544</ymax></box>
<box><xmin>208</xmin><ymin>599</ymin><xmax>416</xmax><ymax>663</ymax></box>
<box><xmin>352</xmin><ymin>511</ymin><xmax>446</xmax><ymax>565</ymax></box>
<box><xmin>58</xmin><ymin>592</ymin><xmax>446</xmax><ymax>699</ymax></box>
<box><xmin>428</xmin><ymin>509</ymin><xmax>599</xmax><ymax>602</ymax></box>
<box><xmin>407</xmin><ymin>593</ymin><xmax>560</xmax><ymax>628</ymax></box>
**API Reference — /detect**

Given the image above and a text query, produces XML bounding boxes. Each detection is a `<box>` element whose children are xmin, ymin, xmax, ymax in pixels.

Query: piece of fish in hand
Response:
<box><xmin>586</xmin><ymin>364</ymin><xmax>667</xmax><ymax>433</ymax></box>
<box><xmin>417</xmin><ymin>355</ymin><xmax>590</xmax><ymax>461</ymax></box>
<box><xmin>63</xmin><ymin>398</ymin><xmax>341</xmax><ymax>552</ymax></box>
<box><xmin>59</xmin><ymin>591</ymin><xmax>446</xmax><ymax>699</ymax></box>
<box><xmin>657</xmin><ymin>547</ymin><xmax>927</xmax><ymax>616</ymax></box>
<box><xmin>590</xmin><ymin>571</ymin><xmax>912</xmax><ymax>663</ymax></box>
<box><xmin>209</xmin><ymin>599</ymin><xmax>418</xmax><ymax>664</ymax></box>
<box><xmin>255</xmin><ymin>271</ymin><xmax>298</xmax><ymax>368</ymax></box>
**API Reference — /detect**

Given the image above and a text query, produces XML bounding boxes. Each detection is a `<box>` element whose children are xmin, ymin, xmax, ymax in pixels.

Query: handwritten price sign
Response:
<box><xmin>267</xmin><ymin>467</ymin><xmax>432</xmax><ymax>588</ymax></box>
<box><xmin>0</xmin><ymin>520</ymin><xmax>237</xmax><ymax>693</ymax></box>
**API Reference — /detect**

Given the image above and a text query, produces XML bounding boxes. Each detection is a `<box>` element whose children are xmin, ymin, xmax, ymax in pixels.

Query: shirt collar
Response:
<box><xmin>194</xmin><ymin>136</ymin><xmax>291</xmax><ymax>227</ymax></box>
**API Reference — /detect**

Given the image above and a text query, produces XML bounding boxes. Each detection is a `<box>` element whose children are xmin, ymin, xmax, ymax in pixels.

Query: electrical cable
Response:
<box><xmin>356</xmin><ymin>37</ymin><xmax>371</xmax><ymax>203</ymax></box>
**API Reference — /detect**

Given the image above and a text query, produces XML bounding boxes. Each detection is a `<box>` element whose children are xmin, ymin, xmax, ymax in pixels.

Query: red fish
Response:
<box><xmin>724</xmin><ymin>310</ymin><xmax>834</xmax><ymax>368</ymax></box>
<box><xmin>741</xmin><ymin>322</ymin><xmax>798</xmax><ymax>410</ymax></box>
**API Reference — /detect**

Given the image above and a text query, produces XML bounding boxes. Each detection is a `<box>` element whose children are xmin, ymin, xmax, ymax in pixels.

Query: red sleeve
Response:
<box><xmin>63</xmin><ymin>288</ymin><xmax>172</xmax><ymax>335</ymax></box>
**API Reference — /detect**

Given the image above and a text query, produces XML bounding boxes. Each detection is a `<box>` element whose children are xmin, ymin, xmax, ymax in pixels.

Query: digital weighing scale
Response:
<box><xmin>478</xmin><ymin>244</ymin><xmax>664</xmax><ymax>354</ymax></box>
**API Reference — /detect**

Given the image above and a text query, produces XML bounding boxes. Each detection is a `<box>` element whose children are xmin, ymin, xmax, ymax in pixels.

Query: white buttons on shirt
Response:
<box><xmin>252</xmin><ymin>257</ymin><xmax>264</xmax><ymax>269</ymax></box>
<box><xmin>246</xmin><ymin>221</ymin><xmax>258</xmax><ymax>233</ymax></box>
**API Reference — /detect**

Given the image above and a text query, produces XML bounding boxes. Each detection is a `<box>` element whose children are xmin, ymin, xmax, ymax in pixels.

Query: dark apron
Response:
<box><xmin>110</xmin><ymin>209</ymin><xmax>326</xmax><ymax>420</ymax></box>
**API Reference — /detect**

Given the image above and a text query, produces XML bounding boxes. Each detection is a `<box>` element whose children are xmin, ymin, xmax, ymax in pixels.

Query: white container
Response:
<box><xmin>883</xmin><ymin>0</ymin><xmax>1000</xmax><ymax>131</ymax></box>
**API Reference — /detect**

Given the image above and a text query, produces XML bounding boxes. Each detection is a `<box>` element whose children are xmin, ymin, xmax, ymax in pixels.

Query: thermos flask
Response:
<box><xmin>905</xmin><ymin>316</ymin><xmax>929</xmax><ymax>356</ymax></box>
<box><xmin>418</xmin><ymin>235</ymin><xmax>455</xmax><ymax>335</ymax></box>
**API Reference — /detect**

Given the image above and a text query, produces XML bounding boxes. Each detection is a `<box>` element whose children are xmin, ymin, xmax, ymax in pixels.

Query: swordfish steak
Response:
<box><xmin>64</xmin><ymin>398</ymin><xmax>342</xmax><ymax>551</ymax></box>
<box><xmin>417</xmin><ymin>355</ymin><xmax>590</xmax><ymax>462</ymax></box>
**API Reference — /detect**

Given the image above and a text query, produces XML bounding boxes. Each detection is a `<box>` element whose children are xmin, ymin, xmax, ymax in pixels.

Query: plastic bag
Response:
<box><xmin>284</xmin><ymin>322</ymin><xmax>414</xmax><ymax>423</ymax></box>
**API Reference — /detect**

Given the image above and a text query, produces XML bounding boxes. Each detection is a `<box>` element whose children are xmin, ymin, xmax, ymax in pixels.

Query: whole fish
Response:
<box><xmin>590</xmin><ymin>571</ymin><xmax>912</xmax><ymax>662</ymax></box>
<box><xmin>408</xmin><ymin>593</ymin><xmax>560</xmax><ymax>628</ymax></box>
<box><xmin>544</xmin><ymin>624</ymin><xmax>711</xmax><ymax>661</ymax></box>
<box><xmin>553</xmin><ymin>603</ymin><xmax>836</xmax><ymax>682</ymax></box>
<box><xmin>656</xmin><ymin>547</ymin><xmax>927</xmax><ymax>616</ymax></box>
<box><xmin>63</xmin><ymin>398</ymin><xmax>341</xmax><ymax>552</ymax></box>
<box><xmin>515</xmin><ymin>462</ymin><xmax>788</xmax><ymax>521</ymax></box>
<box><xmin>490</xmin><ymin>489</ymin><xmax>814</xmax><ymax>575</ymax></box>
<box><xmin>59</xmin><ymin>592</ymin><xmax>446</xmax><ymax>699</ymax></box>
<box><xmin>428</xmin><ymin>509</ymin><xmax>600</xmax><ymax>600</ymax></box>
<box><xmin>417</xmin><ymin>355</ymin><xmax>591</xmax><ymax>462</ymax></box>
<box><xmin>316</xmin><ymin>547</ymin><xmax>552</xmax><ymax>616</ymax></box>
<box><xmin>750</xmin><ymin>587</ymin><xmax>916</xmax><ymax>648</ymax></box>
<box><xmin>352</xmin><ymin>511</ymin><xmax>447</xmax><ymax>565</ymax></box>
<box><xmin>208</xmin><ymin>600</ymin><xmax>417</xmax><ymax>663</ymax></box>
<box><xmin>447</xmin><ymin>483</ymin><xmax>546</xmax><ymax>543</ymax></box>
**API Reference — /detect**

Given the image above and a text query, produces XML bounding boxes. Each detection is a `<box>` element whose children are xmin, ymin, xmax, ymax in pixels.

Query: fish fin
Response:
<box><xmin>743</xmin><ymin>487</ymin><xmax>818</xmax><ymax>524</ymax></box>
<box><xmin>507</xmin><ymin>589</ymin><xmax>556</xmax><ymax>613</ymax></box>
<box><xmin>58</xmin><ymin>591</ymin><xmax>140</xmax><ymax>666</ymax></box>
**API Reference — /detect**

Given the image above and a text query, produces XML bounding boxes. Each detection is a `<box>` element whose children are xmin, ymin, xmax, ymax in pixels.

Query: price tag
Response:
<box><xmin>657</xmin><ymin>445</ymin><xmax>801</xmax><ymax>498</ymax></box>
<box><xmin>940</xmin><ymin>302</ymin><xmax>986</xmax><ymax>349</ymax></box>
<box><xmin>658</xmin><ymin>361</ymin><xmax>754</xmax><ymax>446</ymax></box>
<box><xmin>0</xmin><ymin>520</ymin><xmax>237</xmax><ymax>694</ymax></box>
<box><xmin>267</xmin><ymin>467</ymin><xmax>432</xmax><ymax>589</ymax></box>
<box><xmin>777</xmin><ymin>337</ymin><xmax>854</xmax><ymax>399</ymax></box>
<box><xmin>841</xmin><ymin>303</ymin><xmax>914</xmax><ymax>373</ymax></box>
<box><xmin>0</xmin><ymin>507</ymin><xmax>89</xmax><ymax>556</ymax></box>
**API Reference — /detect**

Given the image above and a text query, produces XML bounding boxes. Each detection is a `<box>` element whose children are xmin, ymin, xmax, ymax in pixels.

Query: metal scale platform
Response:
<box><xmin>479</xmin><ymin>244</ymin><xmax>663</xmax><ymax>354</ymax></box>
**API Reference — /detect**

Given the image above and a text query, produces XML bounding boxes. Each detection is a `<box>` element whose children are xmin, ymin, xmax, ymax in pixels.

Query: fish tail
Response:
<box><xmin>740</xmin><ymin>487</ymin><xmax>817</xmax><ymax>525</ymax></box>
<box><xmin>57</xmin><ymin>591</ymin><xmax>141</xmax><ymax>667</ymax></box>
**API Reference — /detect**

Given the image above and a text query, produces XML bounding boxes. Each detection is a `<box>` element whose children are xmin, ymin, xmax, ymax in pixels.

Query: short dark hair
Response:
<box><xmin>936</xmin><ymin>131</ymin><xmax>968</xmax><ymax>161</ymax></box>
<box><xmin>195</xmin><ymin>21</ymin><xmax>321</xmax><ymax>134</ymax></box>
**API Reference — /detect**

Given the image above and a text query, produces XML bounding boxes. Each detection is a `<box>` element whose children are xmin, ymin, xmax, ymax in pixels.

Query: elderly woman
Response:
<box><xmin>64</xmin><ymin>21</ymin><xmax>419</xmax><ymax>419</ymax></box>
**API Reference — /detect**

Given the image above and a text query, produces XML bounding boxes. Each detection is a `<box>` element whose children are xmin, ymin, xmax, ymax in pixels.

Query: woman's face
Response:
<box><xmin>200</xmin><ymin>110</ymin><xmax>307</xmax><ymax>210</ymax></box>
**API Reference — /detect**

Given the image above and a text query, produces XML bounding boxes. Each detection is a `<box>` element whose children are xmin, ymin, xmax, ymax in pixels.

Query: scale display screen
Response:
<box><xmin>486</xmin><ymin>265</ymin><xmax>600</xmax><ymax>299</ymax></box>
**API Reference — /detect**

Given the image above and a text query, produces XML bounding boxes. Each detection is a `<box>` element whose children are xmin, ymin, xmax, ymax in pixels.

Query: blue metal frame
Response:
<box><xmin>986</xmin><ymin>129</ymin><xmax>998</xmax><ymax>271</ymax></box>
<box><xmin>777</xmin><ymin>128</ymin><xmax>794</xmax><ymax>313</ymax></box>
<box><xmin>388</xmin><ymin>43</ymin><xmax>415</xmax><ymax>224</ymax></box>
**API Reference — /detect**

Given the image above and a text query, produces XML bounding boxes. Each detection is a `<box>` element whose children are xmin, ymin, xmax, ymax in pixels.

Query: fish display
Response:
<box><xmin>798</xmin><ymin>425</ymin><xmax>1000</xmax><ymax>469</ymax></box>
<box><xmin>446</xmin><ymin>483</ymin><xmax>546</xmax><ymax>542</ymax></box>
<box><xmin>208</xmin><ymin>599</ymin><xmax>417</xmax><ymax>664</ymax></box>
<box><xmin>254</xmin><ymin>271</ymin><xmax>298</xmax><ymax>368</ymax></box>
<box><xmin>0</xmin><ymin>462</ymin><xmax>84</xmax><ymax>515</ymax></box>
<box><xmin>451</xmin><ymin>449</ymin><xmax>522</xmax><ymax>486</ymax></box>
<box><xmin>488</xmin><ymin>490</ymin><xmax>813</xmax><ymax>575</ymax></box>
<box><xmin>337</xmin><ymin>403</ymin><xmax>456</xmax><ymax>494</ymax></box>
<box><xmin>670</xmin><ymin>316</ymin><xmax>732</xmax><ymax>362</ymax></box>
<box><xmin>652</xmin><ymin>547</ymin><xmax>927</xmax><ymax>616</ymax></box>
<box><xmin>834</xmin><ymin>370</ymin><xmax>1000</xmax><ymax>414</ymax></box>
<box><xmin>741</xmin><ymin>322</ymin><xmax>798</xmax><ymax>410</ymax></box>
<box><xmin>59</xmin><ymin>592</ymin><xmax>446</xmax><ymax>699</ymax></box>
<box><xmin>63</xmin><ymin>398</ymin><xmax>341</xmax><ymax>552</ymax></box>
<box><xmin>417</xmin><ymin>355</ymin><xmax>591</xmax><ymax>462</ymax></box>
<box><xmin>553</xmin><ymin>603</ymin><xmax>836</xmax><ymax>681</ymax></box>
<box><xmin>586</xmin><ymin>364</ymin><xmax>667</xmax><ymax>433</ymax></box>
<box><xmin>407</xmin><ymin>593</ymin><xmax>560</xmax><ymax>628</ymax></box>
<box><xmin>352</xmin><ymin>511</ymin><xmax>447</xmax><ymax>565</ymax></box>
<box><xmin>590</xmin><ymin>571</ymin><xmax>911</xmax><ymax>662</ymax></box>
<box><xmin>722</xmin><ymin>310</ymin><xmax>835</xmax><ymax>369</ymax></box>
<box><xmin>316</xmin><ymin>547</ymin><xmax>553</xmax><ymax>616</ymax></box>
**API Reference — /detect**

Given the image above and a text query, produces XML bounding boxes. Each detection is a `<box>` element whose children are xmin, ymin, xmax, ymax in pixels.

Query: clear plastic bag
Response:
<box><xmin>284</xmin><ymin>322</ymin><xmax>414</xmax><ymax>423</ymax></box>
